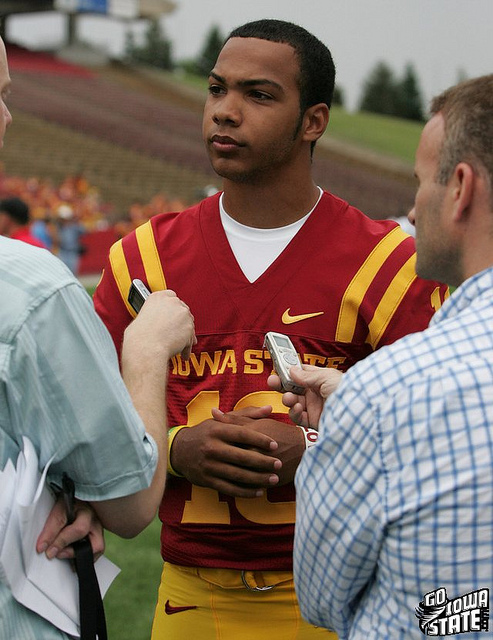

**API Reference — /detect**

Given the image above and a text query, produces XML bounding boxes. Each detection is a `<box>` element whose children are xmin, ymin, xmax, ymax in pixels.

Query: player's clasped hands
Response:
<box><xmin>170</xmin><ymin>365</ymin><xmax>346</xmax><ymax>499</ymax></box>
<box><xmin>170</xmin><ymin>405</ymin><xmax>283</xmax><ymax>499</ymax></box>
<box><xmin>267</xmin><ymin>364</ymin><xmax>343</xmax><ymax>430</ymax></box>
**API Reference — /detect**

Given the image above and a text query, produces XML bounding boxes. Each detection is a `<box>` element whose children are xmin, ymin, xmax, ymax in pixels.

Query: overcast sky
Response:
<box><xmin>7</xmin><ymin>0</ymin><xmax>493</xmax><ymax>111</ymax></box>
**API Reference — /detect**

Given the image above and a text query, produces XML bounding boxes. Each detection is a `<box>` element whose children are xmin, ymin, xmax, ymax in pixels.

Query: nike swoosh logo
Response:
<box><xmin>282</xmin><ymin>308</ymin><xmax>324</xmax><ymax>324</ymax></box>
<box><xmin>165</xmin><ymin>600</ymin><xmax>198</xmax><ymax>615</ymax></box>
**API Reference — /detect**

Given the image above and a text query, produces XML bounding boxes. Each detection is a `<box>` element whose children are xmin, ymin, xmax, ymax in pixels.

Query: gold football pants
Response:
<box><xmin>151</xmin><ymin>562</ymin><xmax>336</xmax><ymax>640</ymax></box>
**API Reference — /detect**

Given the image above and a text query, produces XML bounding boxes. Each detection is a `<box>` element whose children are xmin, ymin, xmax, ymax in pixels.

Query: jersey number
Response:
<box><xmin>181</xmin><ymin>391</ymin><xmax>296</xmax><ymax>526</ymax></box>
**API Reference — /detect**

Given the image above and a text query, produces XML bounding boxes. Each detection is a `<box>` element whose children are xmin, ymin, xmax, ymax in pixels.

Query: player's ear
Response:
<box><xmin>302</xmin><ymin>103</ymin><xmax>329</xmax><ymax>144</ymax></box>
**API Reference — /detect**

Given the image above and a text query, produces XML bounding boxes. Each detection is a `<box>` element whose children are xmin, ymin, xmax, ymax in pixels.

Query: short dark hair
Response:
<box><xmin>0</xmin><ymin>197</ymin><xmax>29</xmax><ymax>225</ymax></box>
<box><xmin>227</xmin><ymin>19</ymin><xmax>336</xmax><ymax>113</ymax></box>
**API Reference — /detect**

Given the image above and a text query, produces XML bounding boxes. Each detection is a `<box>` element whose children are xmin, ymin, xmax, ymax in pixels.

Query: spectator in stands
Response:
<box><xmin>55</xmin><ymin>204</ymin><xmax>86</xmax><ymax>274</ymax></box>
<box><xmin>0</xmin><ymin>196</ymin><xmax>46</xmax><ymax>248</ymax></box>
<box><xmin>31</xmin><ymin>214</ymin><xmax>57</xmax><ymax>251</ymax></box>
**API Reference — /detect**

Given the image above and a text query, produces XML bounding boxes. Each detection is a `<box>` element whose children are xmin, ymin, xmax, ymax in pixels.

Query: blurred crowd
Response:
<box><xmin>113</xmin><ymin>192</ymin><xmax>190</xmax><ymax>239</ymax></box>
<box><xmin>0</xmin><ymin>167</ymin><xmax>110</xmax><ymax>230</ymax></box>
<box><xmin>0</xmin><ymin>166</ymin><xmax>196</xmax><ymax>274</ymax></box>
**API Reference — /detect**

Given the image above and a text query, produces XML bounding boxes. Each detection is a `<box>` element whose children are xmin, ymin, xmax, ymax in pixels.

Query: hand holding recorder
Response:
<box><xmin>125</xmin><ymin>279</ymin><xmax>196</xmax><ymax>362</ymax></box>
<box><xmin>268</xmin><ymin>358</ymin><xmax>343</xmax><ymax>430</ymax></box>
<box><xmin>264</xmin><ymin>331</ymin><xmax>305</xmax><ymax>394</ymax></box>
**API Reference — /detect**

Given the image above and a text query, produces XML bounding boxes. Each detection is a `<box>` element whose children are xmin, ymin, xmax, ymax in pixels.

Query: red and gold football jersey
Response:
<box><xmin>94</xmin><ymin>191</ymin><xmax>448</xmax><ymax>570</ymax></box>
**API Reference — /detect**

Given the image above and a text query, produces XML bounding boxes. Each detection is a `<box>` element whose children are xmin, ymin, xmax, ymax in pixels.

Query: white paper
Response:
<box><xmin>0</xmin><ymin>437</ymin><xmax>120</xmax><ymax>637</ymax></box>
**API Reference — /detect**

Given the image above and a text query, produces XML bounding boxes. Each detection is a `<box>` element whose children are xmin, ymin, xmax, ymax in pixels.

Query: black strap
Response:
<box><xmin>62</xmin><ymin>474</ymin><xmax>108</xmax><ymax>640</ymax></box>
<box><xmin>72</xmin><ymin>539</ymin><xmax>107</xmax><ymax>640</ymax></box>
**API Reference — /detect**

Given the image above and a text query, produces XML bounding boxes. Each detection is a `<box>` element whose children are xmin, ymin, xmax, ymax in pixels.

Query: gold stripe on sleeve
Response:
<box><xmin>108</xmin><ymin>239</ymin><xmax>135</xmax><ymax>317</ymax></box>
<box><xmin>135</xmin><ymin>221</ymin><xmax>167</xmax><ymax>293</ymax></box>
<box><xmin>366</xmin><ymin>254</ymin><xmax>417</xmax><ymax>349</ymax></box>
<box><xmin>335</xmin><ymin>226</ymin><xmax>411</xmax><ymax>343</ymax></box>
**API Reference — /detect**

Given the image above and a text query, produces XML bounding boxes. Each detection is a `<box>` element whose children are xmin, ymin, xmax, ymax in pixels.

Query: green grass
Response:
<box><xmin>103</xmin><ymin>518</ymin><xmax>163</xmax><ymax>640</ymax></box>
<box><xmin>327</xmin><ymin>106</ymin><xmax>422</xmax><ymax>164</ymax></box>
<box><xmin>174</xmin><ymin>69</ymin><xmax>209</xmax><ymax>93</ymax></box>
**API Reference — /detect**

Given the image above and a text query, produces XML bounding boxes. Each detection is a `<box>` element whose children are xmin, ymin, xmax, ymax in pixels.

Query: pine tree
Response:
<box><xmin>195</xmin><ymin>25</ymin><xmax>224</xmax><ymax>76</ymax></box>
<box><xmin>395</xmin><ymin>63</ymin><xmax>424</xmax><ymax>121</ymax></box>
<box><xmin>125</xmin><ymin>19</ymin><xmax>173</xmax><ymax>71</ymax></box>
<box><xmin>332</xmin><ymin>85</ymin><xmax>345</xmax><ymax>107</ymax></box>
<box><xmin>124</xmin><ymin>29</ymin><xmax>136</xmax><ymax>63</ymax></box>
<box><xmin>359</xmin><ymin>61</ymin><xmax>398</xmax><ymax>116</ymax></box>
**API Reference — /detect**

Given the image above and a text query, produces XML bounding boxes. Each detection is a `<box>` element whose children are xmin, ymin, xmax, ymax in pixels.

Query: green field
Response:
<box><xmin>104</xmin><ymin>518</ymin><xmax>163</xmax><ymax>639</ymax></box>
<box><xmin>327</xmin><ymin>106</ymin><xmax>422</xmax><ymax>164</ymax></box>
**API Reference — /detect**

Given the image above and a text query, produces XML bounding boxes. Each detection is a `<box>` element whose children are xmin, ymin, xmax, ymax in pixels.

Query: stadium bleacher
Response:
<box><xmin>1</xmin><ymin>43</ymin><xmax>416</xmax><ymax>274</ymax></box>
<box><xmin>4</xmin><ymin>44</ymin><xmax>218</xmax><ymax>209</ymax></box>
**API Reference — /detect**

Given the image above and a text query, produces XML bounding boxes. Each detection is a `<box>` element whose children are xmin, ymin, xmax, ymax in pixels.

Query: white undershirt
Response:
<box><xmin>219</xmin><ymin>187</ymin><xmax>323</xmax><ymax>282</ymax></box>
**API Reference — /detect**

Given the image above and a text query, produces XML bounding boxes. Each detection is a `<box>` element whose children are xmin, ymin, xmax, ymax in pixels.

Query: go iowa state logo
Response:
<box><xmin>416</xmin><ymin>587</ymin><xmax>489</xmax><ymax>636</ymax></box>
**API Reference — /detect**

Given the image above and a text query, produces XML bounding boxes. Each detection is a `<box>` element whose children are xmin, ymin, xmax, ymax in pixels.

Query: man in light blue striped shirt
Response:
<box><xmin>0</xmin><ymin>236</ymin><xmax>194</xmax><ymax>639</ymax></box>
<box><xmin>0</xmin><ymin>35</ymin><xmax>196</xmax><ymax>639</ymax></box>
<box><xmin>286</xmin><ymin>74</ymin><xmax>493</xmax><ymax>638</ymax></box>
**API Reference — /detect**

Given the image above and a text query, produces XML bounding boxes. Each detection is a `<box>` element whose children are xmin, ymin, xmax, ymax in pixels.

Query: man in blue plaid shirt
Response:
<box><xmin>272</xmin><ymin>74</ymin><xmax>493</xmax><ymax>638</ymax></box>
